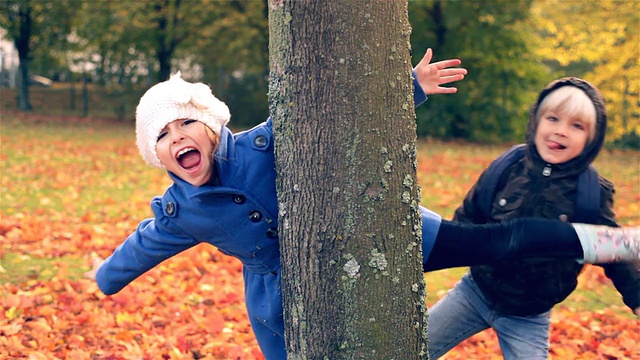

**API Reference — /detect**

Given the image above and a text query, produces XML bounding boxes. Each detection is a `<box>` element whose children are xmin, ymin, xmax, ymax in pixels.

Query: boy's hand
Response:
<box><xmin>414</xmin><ymin>48</ymin><xmax>467</xmax><ymax>95</ymax></box>
<box><xmin>84</xmin><ymin>252</ymin><xmax>105</xmax><ymax>281</ymax></box>
<box><xmin>635</xmin><ymin>307</ymin><xmax>640</xmax><ymax>317</ymax></box>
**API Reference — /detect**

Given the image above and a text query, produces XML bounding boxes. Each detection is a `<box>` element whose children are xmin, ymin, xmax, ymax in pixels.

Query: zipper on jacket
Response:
<box><xmin>519</xmin><ymin>164</ymin><xmax>552</xmax><ymax>217</ymax></box>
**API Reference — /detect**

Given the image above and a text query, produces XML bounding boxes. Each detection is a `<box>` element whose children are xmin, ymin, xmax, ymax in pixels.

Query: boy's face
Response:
<box><xmin>534</xmin><ymin>109</ymin><xmax>590</xmax><ymax>164</ymax></box>
<box><xmin>156</xmin><ymin>119</ymin><xmax>217</xmax><ymax>186</ymax></box>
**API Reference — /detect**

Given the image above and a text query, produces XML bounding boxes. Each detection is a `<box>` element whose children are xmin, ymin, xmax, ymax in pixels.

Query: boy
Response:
<box><xmin>426</xmin><ymin>77</ymin><xmax>640</xmax><ymax>359</ymax></box>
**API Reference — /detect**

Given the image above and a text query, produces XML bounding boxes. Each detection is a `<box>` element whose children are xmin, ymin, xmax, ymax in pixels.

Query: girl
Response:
<box><xmin>87</xmin><ymin>61</ymin><xmax>639</xmax><ymax>359</ymax></box>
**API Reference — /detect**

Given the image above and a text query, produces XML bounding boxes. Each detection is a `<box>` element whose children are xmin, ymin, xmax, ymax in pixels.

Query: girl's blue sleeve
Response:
<box><xmin>413</xmin><ymin>71</ymin><xmax>428</xmax><ymax>107</ymax></box>
<box><xmin>95</xmin><ymin>218</ymin><xmax>198</xmax><ymax>295</ymax></box>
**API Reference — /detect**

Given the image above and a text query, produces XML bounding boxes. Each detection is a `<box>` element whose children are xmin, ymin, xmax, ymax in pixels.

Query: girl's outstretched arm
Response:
<box><xmin>413</xmin><ymin>48</ymin><xmax>467</xmax><ymax>95</ymax></box>
<box><xmin>84</xmin><ymin>252</ymin><xmax>105</xmax><ymax>280</ymax></box>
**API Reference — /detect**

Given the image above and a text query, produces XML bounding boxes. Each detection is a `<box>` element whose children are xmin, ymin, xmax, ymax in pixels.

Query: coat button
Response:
<box><xmin>266</xmin><ymin>227</ymin><xmax>278</xmax><ymax>239</ymax></box>
<box><xmin>250</xmin><ymin>211</ymin><xmax>263</xmax><ymax>222</ymax></box>
<box><xmin>498</xmin><ymin>198</ymin><xmax>507</xmax><ymax>206</ymax></box>
<box><xmin>254</xmin><ymin>135</ymin><xmax>268</xmax><ymax>148</ymax></box>
<box><xmin>165</xmin><ymin>202</ymin><xmax>175</xmax><ymax>215</ymax></box>
<box><xmin>233</xmin><ymin>194</ymin><xmax>246</xmax><ymax>204</ymax></box>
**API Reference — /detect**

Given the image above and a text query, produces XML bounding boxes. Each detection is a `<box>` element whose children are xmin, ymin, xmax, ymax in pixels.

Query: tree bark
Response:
<box><xmin>153</xmin><ymin>1</ymin><xmax>174</xmax><ymax>82</ymax></box>
<box><xmin>15</xmin><ymin>1</ymin><xmax>33</xmax><ymax>111</ymax></box>
<box><xmin>17</xmin><ymin>57</ymin><xmax>31</xmax><ymax>111</ymax></box>
<box><xmin>269</xmin><ymin>1</ymin><xmax>428</xmax><ymax>359</ymax></box>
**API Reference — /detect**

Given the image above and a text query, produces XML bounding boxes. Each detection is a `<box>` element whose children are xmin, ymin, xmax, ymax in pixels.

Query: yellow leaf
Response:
<box><xmin>4</xmin><ymin>306</ymin><xmax>22</xmax><ymax>320</ymax></box>
<box><xmin>115</xmin><ymin>311</ymin><xmax>143</xmax><ymax>326</ymax></box>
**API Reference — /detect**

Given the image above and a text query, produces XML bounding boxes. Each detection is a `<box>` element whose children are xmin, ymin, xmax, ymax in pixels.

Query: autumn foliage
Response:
<box><xmin>1</xmin><ymin>113</ymin><xmax>639</xmax><ymax>359</ymax></box>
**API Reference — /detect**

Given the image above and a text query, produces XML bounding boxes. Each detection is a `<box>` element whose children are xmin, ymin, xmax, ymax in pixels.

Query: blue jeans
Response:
<box><xmin>427</xmin><ymin>273</ymin><xmax>551</xmax><ymax>360</ymax></box>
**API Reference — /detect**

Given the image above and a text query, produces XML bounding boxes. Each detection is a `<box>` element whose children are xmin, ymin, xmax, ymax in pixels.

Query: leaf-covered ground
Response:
<box><xmin>1</xmin><ymin>113</ymin><xmax>638</xmax><ymax>359</ymax></box>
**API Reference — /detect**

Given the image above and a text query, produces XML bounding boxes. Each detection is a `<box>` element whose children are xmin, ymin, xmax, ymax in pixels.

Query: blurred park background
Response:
<box><xmin>0</xmin><ymin>0</ymin><xmax>638</xmax><ymax>148</ymax></box>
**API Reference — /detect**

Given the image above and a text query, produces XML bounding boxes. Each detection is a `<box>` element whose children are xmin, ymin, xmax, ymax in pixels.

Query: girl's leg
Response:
<box><xmin>423</xmin><ymin>217</ymin><xmax>639</xmax><ymax>272</ymax></box>
<box><xmin>573</xmin><ymin>223</ymin><xmax>640</xmax><ymax>263</ymax></box>
<box><xmin>420</xmin><ymin>206</ymin><xmax>442</xmax><ymax>260</ymax></box>
<box><xmin>424</xmin><ymin>218</ymin><xmax>581</xmax><ymax>272</ymax></box>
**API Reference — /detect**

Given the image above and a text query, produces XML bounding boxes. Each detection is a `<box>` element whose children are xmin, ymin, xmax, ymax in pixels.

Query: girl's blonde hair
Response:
<box><xmin>536</xmin><ymin>86</ymin><xmax>597</xmax><ymax>143</ymax></box>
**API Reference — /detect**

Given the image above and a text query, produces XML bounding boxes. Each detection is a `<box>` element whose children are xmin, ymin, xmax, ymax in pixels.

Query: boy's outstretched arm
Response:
<box><xmin>413</xmin><ymin>48</ymin><xmax>467</xmax><ymax>95</ymax></box>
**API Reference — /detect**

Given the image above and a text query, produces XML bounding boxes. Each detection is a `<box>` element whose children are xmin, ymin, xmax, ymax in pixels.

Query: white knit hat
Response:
<box><xmin>135</xmin><ymin>72</ymin><xmax>231</xmax><ymax>168</ymax></box>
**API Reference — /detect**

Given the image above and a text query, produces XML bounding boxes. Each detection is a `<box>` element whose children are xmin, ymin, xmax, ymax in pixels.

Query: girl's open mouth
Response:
<box><xmin>177</xmin><ymin>147</ymin><xmax>202</xmax><ymax>170</ymax></box>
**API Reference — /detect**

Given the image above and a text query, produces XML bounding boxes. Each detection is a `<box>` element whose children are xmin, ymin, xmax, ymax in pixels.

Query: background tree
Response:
<box><xmin>73</xmin><ymin>1</ymin><xmax>148</xmax><ymax>86</ymax></box>
<box><xmin>190</xmin><ymin>0</ymin><xmax>270</xmax><ymax>129</ymax></box>
<box><xmin>0</xmin><ymin>0</ymin><xmax>75</xmax><ymax>110</ymax></box>
<box><xmin>270</xmin><ymin>1</ymin><xmax>428</xmax><ymax>358</ymax></box>
<box><xmin>114</xmin><ymin>0</ymin><xmax>218</xmax><ymax>83</ymax></box>
<box><xmin>409</xmin><ymin>0</ymin><xmax>547</xmax><ymax>142</ymax></box>
<box><xmin>75</xmin><ymin>0</ymin><xmax>226</xmax><ymax>85</ymax></box>
<box><xmin>1</xmin><ymin>1</ymin><xmax>636</xmax><ymax>148</ymax></box>
<box><xmin>0</xmin><ymin>0</ymin><xmax>36</xmax><ymax>111</ymax></box>
<box><xmin>406</xmin><ymin>0</ymin><xmax>638</xmax><ymax>147</ymax></box>
<box><xmin>71</xmin><ymin>1</ymin><xmax>269</xmax><ymax>126</ymax></box>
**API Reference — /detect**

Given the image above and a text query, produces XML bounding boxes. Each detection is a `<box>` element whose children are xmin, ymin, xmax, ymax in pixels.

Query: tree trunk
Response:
<box><xmin>157</xmin><ymin>48</ymin><xmax>172</xmax><ymax>82</ymax></box>
<box><xmin>15</xmin><ymin>1</ymin><xmax>33</xmax><ymax>111</ymax></box>
<box><xmin>269</xmin><ymin>1</ymin><xmax>428</xmax><ymax>359</ymax></box>
<box><xmin>153</xmin><ymin>1</ymin><xmax>173</xmax><ymax>82</ymax></box>
<box><xmin>17</xmin><ymin>58</ymin><xmax>32</xmax><ymax>111</ymax></box>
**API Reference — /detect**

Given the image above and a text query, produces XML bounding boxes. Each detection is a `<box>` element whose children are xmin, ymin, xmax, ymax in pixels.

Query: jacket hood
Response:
<box><xmin>525</xmin><ymin>77</ymin><xmax>607</xmax><ymax>173</ymax></box>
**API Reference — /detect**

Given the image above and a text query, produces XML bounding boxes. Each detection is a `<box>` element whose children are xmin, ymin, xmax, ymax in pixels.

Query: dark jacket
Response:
<box><xmin>454</xmin><ymin>77</ymin><xmax>640</xmax><ymax>316</ymax></box>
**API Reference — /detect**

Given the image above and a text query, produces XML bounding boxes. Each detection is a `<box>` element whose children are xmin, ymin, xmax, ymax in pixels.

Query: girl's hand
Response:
<box><xmin>413</xmin><ymin>48</ymin><xmax>467</xmax><ymax>95</ymax></box>
<box><xmin>84</xmin><ymin>252</ymin><xmax>105</xmax><ymax>281</ymax></box>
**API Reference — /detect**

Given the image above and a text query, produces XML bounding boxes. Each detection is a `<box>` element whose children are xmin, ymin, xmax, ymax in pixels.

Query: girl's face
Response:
<box><xmin>156</xmin><ymin>119</ymin><xmax>218</xmax><ymax>186</ymax></box>
<box><xmin>534</xmin><ymin>109</ymin><xmax>591</xmax><ymax>164</ymax></box>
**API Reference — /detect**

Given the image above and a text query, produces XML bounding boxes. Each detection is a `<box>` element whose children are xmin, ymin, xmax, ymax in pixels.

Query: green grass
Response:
<box><xmin>0</xmin><ymin>253</ymin><xmax>88</xmax><ymax>283</ymax></box>
<box><xmin>0</xmin><ymin>116</ymin><xmax>170</xmax><ymax>219</ymax></box>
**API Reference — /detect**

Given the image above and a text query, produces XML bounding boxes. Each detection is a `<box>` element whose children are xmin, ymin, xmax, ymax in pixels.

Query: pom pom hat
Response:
<box><xmin>135</xmin><ymin>72</ymin><xmax>231</xmax><ymax>168</ymax></box>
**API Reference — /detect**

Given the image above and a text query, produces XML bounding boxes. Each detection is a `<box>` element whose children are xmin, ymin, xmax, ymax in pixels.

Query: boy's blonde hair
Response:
<box><xmin>535</xmin><ymin>86</ymin><xmax>597</xmax><ymax>143</ymax></box>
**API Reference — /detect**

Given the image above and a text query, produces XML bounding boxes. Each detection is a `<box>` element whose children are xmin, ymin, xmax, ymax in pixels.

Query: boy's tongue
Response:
<box><xmin>548</xmin><ymin>142</ymin><xmax>563</xmax><ymax>150</ymax></box>
<box><xmin>180</xmin><ymin>151</ymin><xmax>201</xmax><ymax>169</ymax></box>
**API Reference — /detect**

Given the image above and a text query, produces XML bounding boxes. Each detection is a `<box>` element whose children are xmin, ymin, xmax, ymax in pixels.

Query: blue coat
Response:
<box><xmin>96</xmin><ymin>77</ymin><xmax>440</xmax><ymax>359</ymax></box>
